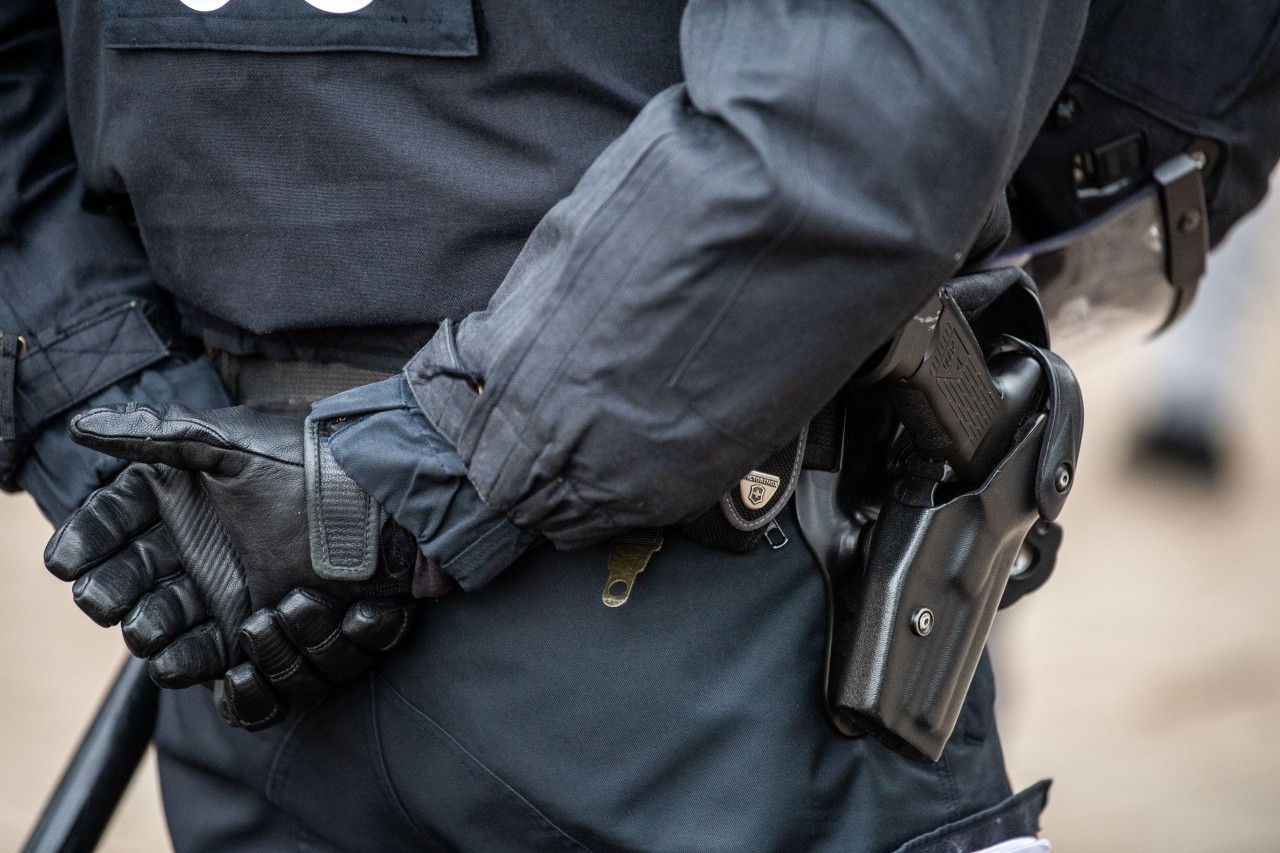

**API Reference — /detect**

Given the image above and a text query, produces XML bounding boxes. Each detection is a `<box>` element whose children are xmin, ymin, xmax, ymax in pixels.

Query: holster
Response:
<box><xmin>797</xmin><ymin>272</ymin><xmax>1083</xmax><ymax>762</ymax></box>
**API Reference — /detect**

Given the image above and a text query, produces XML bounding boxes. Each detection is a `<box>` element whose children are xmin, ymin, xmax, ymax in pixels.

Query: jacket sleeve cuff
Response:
<box><xmin>0</xmin><ymin>302</ymin><xmax>171</xmax><ymax>462</ymax></box>
<box><xmin>402</xmin><ymin>320</ymin><xmax>624</xmax><ymax>550</ymax></box>
<box><xmin>318</xmin><ymin>374</ymin><xmax>537</xmax><ymax>593</ymax></box>
<box><xmin>13</xmin><ymin>356</ymin><xmax>230</xmax><ymax>525</ymax></box>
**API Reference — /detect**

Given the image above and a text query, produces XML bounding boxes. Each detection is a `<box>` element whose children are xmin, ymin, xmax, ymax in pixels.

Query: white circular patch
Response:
<box><xmin>179</xmin><ymin>0</ymin><xmax>232</xmax><ymax>10</ymax></box>
<box><xmin>303</xmin><ymin>0</ymin><xmax>375</xmax><ymax>12</ymax></box>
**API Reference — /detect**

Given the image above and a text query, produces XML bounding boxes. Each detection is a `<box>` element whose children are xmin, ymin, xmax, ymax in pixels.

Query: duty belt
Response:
<box><xmin>214</xmin><ymin>352</ymin><xmax>392</xmax><ymax>413</ymax></box>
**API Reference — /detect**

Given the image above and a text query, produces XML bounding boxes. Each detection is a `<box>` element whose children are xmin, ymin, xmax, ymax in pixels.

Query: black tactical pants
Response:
<box><xmin>152</xmin><ymin>502</ymin><xmax>1044</xmax><ymax>852</ymax></box>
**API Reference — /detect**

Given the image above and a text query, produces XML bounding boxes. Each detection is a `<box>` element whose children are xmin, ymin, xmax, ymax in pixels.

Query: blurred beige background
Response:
<box><xmin>0</xmin><ymin>493</ymin><xmax>166</xmax><ymax>851</ymax></box>
<box><xmin>3</xmin><ymin>243</ymin><xmax>1279</xmax><ymax>850</ymax></box>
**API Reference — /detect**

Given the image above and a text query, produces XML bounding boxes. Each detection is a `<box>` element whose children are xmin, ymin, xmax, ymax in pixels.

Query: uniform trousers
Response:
<box><xmin>152</xmin><ymin>504</ymin><xmax>1043</xmax><ymax>852</ymax></box>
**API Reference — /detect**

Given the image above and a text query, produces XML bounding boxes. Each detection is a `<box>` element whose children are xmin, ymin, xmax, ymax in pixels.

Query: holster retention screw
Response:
<box><xmin>911</xmin><ymin>608</ymin><xmax>934</xmax><ymax>637</ymax></box>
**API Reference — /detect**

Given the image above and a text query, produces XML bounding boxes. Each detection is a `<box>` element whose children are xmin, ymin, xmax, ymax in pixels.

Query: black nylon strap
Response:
<box><xmin>612</xmin><ymin>528</ymin><xmax>664</xmax><ymax>549</ymax></box>
<box><xmin>0</xmin><ymin>331</ymin><xmax>17</xmax><ymax>441</ymax></box>
<box><xmin>680</xmin><ymin>502</ymin><xmax>766</xmax><ymax>555</ymax></box>
<box><xmin>802</xmin><ymin>396</ymin><xmax>845</xmax><ymax>472</ymax></box>
<box><xmin>682</xmin><ymin>393</ymin><xmax>848</xmax><ymax>554</ymax></box>
<box><xmin>217</xmin><ymin>353</ymin><xmax>391</xmax><ymax>416</ymax></box>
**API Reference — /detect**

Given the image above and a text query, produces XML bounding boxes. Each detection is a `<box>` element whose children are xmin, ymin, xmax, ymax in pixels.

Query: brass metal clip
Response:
<box><xmin>602</xmin><ymin>529</ymin><xmax>663</xmax><ymax>607</ymax></box>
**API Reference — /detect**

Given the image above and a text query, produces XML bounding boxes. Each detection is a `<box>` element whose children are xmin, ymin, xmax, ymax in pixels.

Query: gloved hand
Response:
<box><xmin>217</xmin><ymin>587</ymin><xmax>416</xmax><ymax>730</ymax></box>
<box><xmin>43</xmin><ymin>403</ymin><xmax>417</xmax><ymax>695</ymax></box>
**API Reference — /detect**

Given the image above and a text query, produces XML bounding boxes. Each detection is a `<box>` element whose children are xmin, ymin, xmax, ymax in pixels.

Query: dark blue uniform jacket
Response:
<box><xmin>1</xmin><ymin>0</ymin><xmax>1089</xmax><ymax>539</ymax></box>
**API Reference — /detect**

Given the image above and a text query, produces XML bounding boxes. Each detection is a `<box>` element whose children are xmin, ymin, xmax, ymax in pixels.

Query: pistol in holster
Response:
<box><xmin>796</xmin><ymin>266</ymin><xmax>1084</xmax><ymax>762</ymax></box>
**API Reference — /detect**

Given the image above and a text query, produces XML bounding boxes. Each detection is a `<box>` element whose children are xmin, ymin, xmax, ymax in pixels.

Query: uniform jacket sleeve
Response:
<box><xmin>0</xmin><ymin>0</ymin><xmax>227</xmax><ymax>524</ymax></box>
<box><xmin>396</xmin><ymin>1</ymin><xmax>1089</xmax><ymax>549</ymax></box>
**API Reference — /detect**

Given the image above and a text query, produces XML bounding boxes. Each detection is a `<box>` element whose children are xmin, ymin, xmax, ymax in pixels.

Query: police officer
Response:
<box><xmin>2</xmin><ymin>0</ymin><xmax>1122</xmax><ymax>849</ymax></box>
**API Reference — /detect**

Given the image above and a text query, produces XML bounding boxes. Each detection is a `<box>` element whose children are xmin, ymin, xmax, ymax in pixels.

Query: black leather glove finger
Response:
<box><xmin>343</xmin><ymin>598</ymin><xmax>417</xmax><ymax>653</ymax></box>
<box><xmin>275</xmin><ymin>588</ymin><xmax>376</xmax><ymax>683</ymax></box>
<box><xmin>69</xmin><ymin>404</ymin><xmax>411</xmax><ymax>609</ymax></box>
<box><xmin>121</xmin><ymin>574</ymin><xmax>211</xmax><ymax>657</ymax></box>
<box><xmin>69</xmin><ymin>523</ymin><xmax>180</xmax><ymax>627</ymax></box>
<box><xmin>46</xmin><ymin>457</ymin><xmax>249</xmax><ymax>687</ymax></box>
<box><xmin>211</xmin><ymin>590</ymin><xmax>418</xmax><ymax>732</ymax></box>
<box><xmin>44</xmin><ymin>464</ymin><xmax>162</xmax><ymax>584</ymax></box>
<box><xmin>69</xmin><ymin>404</ymin><xmax>317</xmax><ymax>608</ymax></box>
<box><xmin>70</xmin><ymin>401</ymin><xmax>291</xmax><ymax>472</ymax></box>
<box><xmin>62</xmin><ymin>403</ymin><xmax>416</xmax><ymax>706</ymax></box>
<box><xmin>236</xmin><ymin>591</ymin><xmax>416</xmax><ymax>698</ymax></box>
<box><xmin>238</xmin><ymin>609</ymin><xmax>332</xmax><ymax>705</ymax></box>
<box><xmin>216</xmin><ymin>662</ymin><xmax>288</xmax><ymax>732</ymax></box>
<box><xmin>147</xmin><ymin>622</ymin><xmax>230</xmax><ymax>689</ymax></box>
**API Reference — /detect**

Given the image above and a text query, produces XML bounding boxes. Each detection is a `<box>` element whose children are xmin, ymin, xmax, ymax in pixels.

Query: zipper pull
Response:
<box><xmin>602</xmin><ymin>528</ymin><xmax>663</xmax><ymax>607</ymax></box>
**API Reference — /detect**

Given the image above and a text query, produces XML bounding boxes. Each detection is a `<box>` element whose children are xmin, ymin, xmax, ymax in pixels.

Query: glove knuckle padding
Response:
<box><xmin>239</xmin><ymin>610</ymin><xmax>300</xmax><ymax>677</ymax></box>
<box><xmin>69</xmin><ymin>524</ymin><xmax>180</xmax><ymax>626</ymax></box>
<box><xmin>44</xmin><ymin>465</ymin><xmax>161</xmax><ymax>581</ymax></box>
<box><xmin>218</xmin><ymin>663</ymin><xmax>286</xmax><ymax>731</ymax></box>
<box><xmin>239</xmin><ymin>607</ymin><xmax>340</xmax><ymax>703</ymax></box>
<box><xmin>122</xmin><ymin>575</ymin><xmax>209</xmax><ymax>657</ymax></box>
<box><xmin>148</xmin><ymin>622</ymin><xmax>228</xmax><ymax>688</ymax></box>
<box><xmin>343</xmin><ymin>599</ymin><xmax>415</xmax><ymax>652</ymax></box>
<box><xmin>274</xmin><ymin>588</ymin><xmax>374</xmax><ymax>682</ymax></box>
<box><xmin>277</xmin><ymin>588</ymin><xmax>343</xmax><ymax>639</ymax></box>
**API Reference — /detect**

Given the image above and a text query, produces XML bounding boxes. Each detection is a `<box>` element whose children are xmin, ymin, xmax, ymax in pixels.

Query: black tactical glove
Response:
<box><xmin>216</xmin><ymin>586</ymin><xmax>416</xmax><ymax>730</ymax></box>
<box><xmin>44</xmin><ymin>404</ymin><xmax>419</xmax><ymax>719</ymax></box>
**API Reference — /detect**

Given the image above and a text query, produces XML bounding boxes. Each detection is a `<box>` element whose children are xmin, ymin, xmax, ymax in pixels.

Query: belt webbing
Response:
<box><xmin>216</xmin><ymin>353</ymin><xmax>393</xmax><ymax>414</ymax></box>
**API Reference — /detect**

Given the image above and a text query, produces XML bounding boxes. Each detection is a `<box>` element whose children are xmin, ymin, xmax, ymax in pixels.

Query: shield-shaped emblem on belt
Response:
<box><xmin>739</xmin><ymin>470</ymin><xmax>781</xmax><ymax>510</ymax></box>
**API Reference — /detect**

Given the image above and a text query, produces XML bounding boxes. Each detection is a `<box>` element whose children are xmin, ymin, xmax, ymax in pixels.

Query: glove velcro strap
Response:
<box><xmin>304</xmin><ymin>415</ymin><xmax>383</xmax><ymax>581</ymax></box>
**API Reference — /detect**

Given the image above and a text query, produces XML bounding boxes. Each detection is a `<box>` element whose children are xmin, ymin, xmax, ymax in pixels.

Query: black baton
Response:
<box><xmin>22</xmin><ymin>657</ymin><xmax>158</xmax><ymax>853</ymax></box>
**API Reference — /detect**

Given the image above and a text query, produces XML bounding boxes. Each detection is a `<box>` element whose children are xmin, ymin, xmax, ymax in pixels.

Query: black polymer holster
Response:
<box><xmin>796</xmin><ymin>266</ymin><xmax>1083</xmax><ymax>762</ymax></box>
